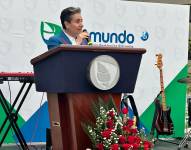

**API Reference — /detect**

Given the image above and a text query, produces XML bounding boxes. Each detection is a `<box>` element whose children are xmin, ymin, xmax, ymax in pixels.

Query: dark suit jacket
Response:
<box><xmin>47</xmin><ymin>31</ymin><xmax>88</xmax><ymax>50</ymax></box>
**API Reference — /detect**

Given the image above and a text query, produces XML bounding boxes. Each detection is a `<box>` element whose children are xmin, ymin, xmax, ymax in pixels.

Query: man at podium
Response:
<box><xmin>47</xmin><ymin>7</ymin><xmax>89</xmax><ymax>49</ymax></box>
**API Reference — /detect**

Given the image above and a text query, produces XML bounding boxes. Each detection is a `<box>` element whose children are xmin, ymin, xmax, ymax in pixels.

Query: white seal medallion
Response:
<box><xmin>89</xmin><ymin>55</ymin><xmax>120</xmax><ymax>90</ymax></box>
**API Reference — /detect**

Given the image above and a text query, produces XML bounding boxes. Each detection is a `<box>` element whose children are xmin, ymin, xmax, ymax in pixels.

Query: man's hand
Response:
<box><xmin>76</xmin><ymin>32</ymin><xmax>89</xmax><ymax>45</ymax></box>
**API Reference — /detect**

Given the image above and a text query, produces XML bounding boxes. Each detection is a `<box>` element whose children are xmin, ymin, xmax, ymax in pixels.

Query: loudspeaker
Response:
<box><xmin>187</xmin><ymin>97</ymin><xmax>191</xmax><ymax>126</ymax></box>
<box><xmin>46</xmin><ymin>128</ymin><xmax>52</xmax><ymax>150</ymax></box>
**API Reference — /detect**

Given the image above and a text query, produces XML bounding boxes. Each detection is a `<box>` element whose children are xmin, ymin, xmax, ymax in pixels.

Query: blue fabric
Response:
<box><xmin>47</xmin><ymin>31</ymin><xmax>88</xmax><ymax>50</ymax></box>
<box><xmin>14</xmin><ymin>102</ymin><xmax>50</xmax><ymax>142</ymax></box>
<box><xmin>120</xmin><ymin>100</ymin><xmax>149</xmax><ymax>134</ymax></box>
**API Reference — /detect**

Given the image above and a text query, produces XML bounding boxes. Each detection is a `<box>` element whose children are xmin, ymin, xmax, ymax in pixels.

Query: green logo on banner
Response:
<box><xmin>40</xmin><ymin>22</ymin><xmax>62</xmax><ymax>44</ymax></box>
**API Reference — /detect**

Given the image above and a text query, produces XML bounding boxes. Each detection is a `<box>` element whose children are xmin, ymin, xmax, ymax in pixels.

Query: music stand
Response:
<box><xmin>177</xmin><ymin>77</ymin><xmax>191</xmax><ymax>149</ymax></box>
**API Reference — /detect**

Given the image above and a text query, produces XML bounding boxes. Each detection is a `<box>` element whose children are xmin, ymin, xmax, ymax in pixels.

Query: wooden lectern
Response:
<box><xmin>31</xmin><ymin>45</ymin><xmax>146</xmax><ymax>150</ymax></box>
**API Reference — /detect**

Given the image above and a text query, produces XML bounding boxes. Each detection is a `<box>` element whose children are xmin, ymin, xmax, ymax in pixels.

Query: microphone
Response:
<box><xmin>83</xmin><ymin>29</ymin><xmax>92</xmax><ymax>45</ymax></box>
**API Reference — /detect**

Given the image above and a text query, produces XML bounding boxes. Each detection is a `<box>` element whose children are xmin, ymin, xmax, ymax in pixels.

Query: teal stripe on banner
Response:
<box><xmin>0</xmin><ymin>95</ymin><xmax>25</xmax><ymax>143</ymax></box>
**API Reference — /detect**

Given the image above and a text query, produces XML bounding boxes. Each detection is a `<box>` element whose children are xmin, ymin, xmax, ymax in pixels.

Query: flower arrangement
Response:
<box><xmin>82</xmin><ymin>96</ymin><xmax>154</xmax><ymax>150</ymax></box>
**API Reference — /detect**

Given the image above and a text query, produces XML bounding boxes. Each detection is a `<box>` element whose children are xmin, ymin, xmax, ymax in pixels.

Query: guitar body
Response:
<box><xmin>154</xmin><ymin>99</ymin><xmax>173</xmax><ymax>135</ymax></box>
<box><xmin>152</xmin><ymin>53</ymin><xmax>174</xmax><ymax>136</ymax></box>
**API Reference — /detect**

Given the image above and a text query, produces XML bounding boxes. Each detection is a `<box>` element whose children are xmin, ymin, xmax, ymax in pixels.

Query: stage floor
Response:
<box><xmin>154</xmin><ymin>138</ymin><xmax>191</xmax><ymax>150</ymax></box>
<box><xmin>1</xmin><ymin>140</ymin><xmax>191</xmax><ymax>150</ymax></box>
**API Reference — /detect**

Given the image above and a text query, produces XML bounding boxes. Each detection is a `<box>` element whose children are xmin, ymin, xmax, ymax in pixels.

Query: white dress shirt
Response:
<box><xmin>64</xmin><ymin>31</ymin><xmax>77</xmax><ymax>45</ymax></box>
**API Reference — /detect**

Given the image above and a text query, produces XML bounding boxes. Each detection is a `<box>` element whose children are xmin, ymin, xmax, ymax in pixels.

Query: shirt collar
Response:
<box><xmin>63</xmin><ymin>30</ymin><xmax>77</xmax><ymax>45</ymax></box>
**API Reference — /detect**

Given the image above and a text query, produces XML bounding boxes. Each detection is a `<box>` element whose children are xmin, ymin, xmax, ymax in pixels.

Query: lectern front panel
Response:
<box><xmin>34</xmin><ymin>51</ymin><xmax>142</xmax><ymax>93</ymax></box>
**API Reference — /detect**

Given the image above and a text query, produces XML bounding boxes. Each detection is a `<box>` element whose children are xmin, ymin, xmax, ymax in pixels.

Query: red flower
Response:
<box><xmin>119</xmin><ymin>135</ymin><xmax>126</xmax><ymax>144</ymax></box>
<box><xmin>130</xmin><ymin>128</ymin><xmax>138</xmax><ymax>134</ymax></box>
<box><xmin>122</xmin><ymin>125</ymin><xmax>131</xmax><ymax>133</ymax></box>
<box><xmin>106</xmin><ymin>119</ymin><xmax>114</xmax><ymax>129</ymax></box>
<box><xmin>127</xmin><ymin>136</ymin><xmax>136</xmax><ymax>144</ymax></box>
<box><xmin>122</xmin><ymin>107</ymin><xmax>128</xmax><ymax>114</ymax></box>
<box><xmin>143</xmin><ymin>141</ymin><xmax>153</xmax><ymax>149</ymax></box>
<box><xmin>122</xmin><ymin>143</ymin><xmax>132</xmax><ymax>150</ymax></box>
<box><xmin>127</xmin><ymin>119</ymin><xmax>134</xmax><ymax>127</ymax></box>
<box><xmin>101</xmin><ymin>129</ymin><xmax>112</xmax><ymax>139</ymax></box>
<box><xmin>135</xmin><ymin>137</ymin><xmax>141</xmax><ymax>144</ymax></box>
<box><xmin>110</xmin><ymin>144</ymin><xmax>119</xmax><ymax>150</ymax></box>
<box><xmin>108</xmin><ymin>110</ymin><xmax>115</xmax><ymax>118</ymax></box>
<box><xmin>96</xmin><ymin>143</ymin><xmax>104</xmax><ymax>150</ymax></box>
<box><xmin>127</xmin><ymin>136</ymin><xmax>141</xmax><ymax>144</ymax></box>
<box><xmin>132</xmin><ymin>143</ymin><xmax>140</xmax><ymax>150</ymax></box>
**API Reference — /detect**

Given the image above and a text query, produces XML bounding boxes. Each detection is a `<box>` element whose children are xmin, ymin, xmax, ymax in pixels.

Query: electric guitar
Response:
<box><xmin>154</xmin><ymin>53</ymin><xmax>173</xmax><ymax>135</ymax></box>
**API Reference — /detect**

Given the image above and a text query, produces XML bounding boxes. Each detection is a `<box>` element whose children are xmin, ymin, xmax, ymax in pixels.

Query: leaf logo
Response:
<box><xmin>40</xmin><ymin>22</ymin><xmax>62</xmax><ymax>44</ymax></box>
<box><xmin>97</xmin><ymin>62</ymin><xmax>111</xmax><ymax>83</ymax></box>
<box><xmin>95</xmin><ymin>61</ymin><xmax>118</xmax><ymax>89</ymax></box>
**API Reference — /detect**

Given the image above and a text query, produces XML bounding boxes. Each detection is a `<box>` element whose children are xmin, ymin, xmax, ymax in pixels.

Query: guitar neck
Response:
<box><xmin>160</xmin><ymin>69</ymin><xmax>167</xmax><ymax>111</ymax></box>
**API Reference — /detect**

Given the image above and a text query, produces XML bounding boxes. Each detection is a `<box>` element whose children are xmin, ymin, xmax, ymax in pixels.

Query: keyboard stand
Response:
<box><xmin>0</xmin><ymin>81</ymin><xmax>33</xmax><ymax>150</ymax></box>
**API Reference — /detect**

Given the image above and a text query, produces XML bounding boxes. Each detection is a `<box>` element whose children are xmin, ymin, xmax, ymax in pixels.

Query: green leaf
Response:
<box><xmin>91</xmin><ymin>99</ymin><xmax>100</xmax><ymax>118</ymax></box>
<box><xmin>98</xmin><ymin>96</ymin><xmax>109</xmax><ymax>111</ymax></box>
<box><xmin>40</xmin><ymin>21</ymin><xmax>62</xmax><ymax>44</ymax></box>
<box><xmin>107</xmin><ymin>95</ymin><xmax>117</xmax><ymax>111</ymax></box>
<box><xmin>81</xmin><ymin>122</ymin><xmax>96</xmax><ymax>145</ymax></box>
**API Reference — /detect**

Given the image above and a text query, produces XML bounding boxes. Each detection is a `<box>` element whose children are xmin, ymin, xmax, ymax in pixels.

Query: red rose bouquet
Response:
<box><xmin>82</xmin><ymin>96</ymin><xmax>154</xmax><ymax>150</ymax></box>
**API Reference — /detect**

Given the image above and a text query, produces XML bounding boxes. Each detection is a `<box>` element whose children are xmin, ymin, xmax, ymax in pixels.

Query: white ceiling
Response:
<box><xmin>123</xmin><ymin>0</ymin><xmax>191</xmax><ymax>4</ymax></box>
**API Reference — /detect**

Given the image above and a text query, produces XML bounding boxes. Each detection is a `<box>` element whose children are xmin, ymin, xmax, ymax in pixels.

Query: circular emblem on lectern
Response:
<box><xmin>88</xmin><ymin>55</ymin><xmax>120</xmax><ymax>90</ymax></box>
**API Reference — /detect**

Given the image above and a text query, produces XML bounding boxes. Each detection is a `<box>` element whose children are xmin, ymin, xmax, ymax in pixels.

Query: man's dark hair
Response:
<box><xmin>60</xmin><ymin>7</ymin><xmax>81</xmax><ymax>29</ymax></box>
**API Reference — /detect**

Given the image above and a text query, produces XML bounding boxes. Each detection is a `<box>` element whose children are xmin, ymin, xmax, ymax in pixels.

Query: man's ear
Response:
<box><xmin>64</xmin><ymin>21</ymin><xmax>70</xmax><ymax>29</ymax></box>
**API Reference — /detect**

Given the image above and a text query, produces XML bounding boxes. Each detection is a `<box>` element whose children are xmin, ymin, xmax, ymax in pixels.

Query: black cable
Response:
<box><xmin>7</xmin><ymin>81</ymin><xmax>11</xmax><ymax>107</ymax></box>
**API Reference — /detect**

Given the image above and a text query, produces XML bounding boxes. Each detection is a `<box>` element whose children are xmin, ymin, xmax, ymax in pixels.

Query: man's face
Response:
<box><xmin>65</xmin><ymin>13</ymin><xmax>83</xmax><ymax>37</ymax></box>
